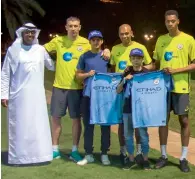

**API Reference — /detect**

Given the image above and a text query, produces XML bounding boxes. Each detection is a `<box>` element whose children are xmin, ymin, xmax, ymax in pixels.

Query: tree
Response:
<box><xmin>1</xmin><ymin>0</ymin><xmax>45</xmax><ymax>39</ymax></box>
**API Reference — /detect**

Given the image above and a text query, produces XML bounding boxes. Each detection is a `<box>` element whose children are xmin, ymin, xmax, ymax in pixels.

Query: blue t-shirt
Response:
<box><xmin>77</xmin><ymin>50</ymin><xmax>109</xmax><ymax>82</ymax></box>
<box><xmin>125</xmin><ymin>71</ymin><xmax>174</xmax><ymax>128</ymax></box>
<box><xmin>85</xmin><ymin>73</ymin><xmax>123</xmax><ymax>125</ymax></box>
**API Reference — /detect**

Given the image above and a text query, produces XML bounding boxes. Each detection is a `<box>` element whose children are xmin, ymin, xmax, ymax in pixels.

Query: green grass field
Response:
<box><xmin>1</xmin><ymin>108</ymin><xmax>195</xmax><ymax>179</ymax></box>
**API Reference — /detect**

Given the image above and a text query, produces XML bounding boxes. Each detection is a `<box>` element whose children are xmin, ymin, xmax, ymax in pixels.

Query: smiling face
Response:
<box><xmin>90</xmin><ymin>37</ymin><xmax>103</xmax><ymax>50</ymax></box>
<box><xmin>22</xmin><ymin>29</ymin><xmax>36</xmax><ymax>45</ymax></box>
<box><xmin>119</xmin><ymin>24</ymin><xmax>133</xmax><ymax>46</ymax></box>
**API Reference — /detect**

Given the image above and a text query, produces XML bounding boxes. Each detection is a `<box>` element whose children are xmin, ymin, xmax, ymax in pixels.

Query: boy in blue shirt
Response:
<box><xmin>76</xmin><ymin>30</ymin><xmax>111</xmax><ymax>166</ymax></box>
<box><xmin>117</xmin><ymin>48</ymin><xmax>151</xmax><ymax>170</ymax></box>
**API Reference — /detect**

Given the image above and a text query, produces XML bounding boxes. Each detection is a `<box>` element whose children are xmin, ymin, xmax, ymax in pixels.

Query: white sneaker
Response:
<box><xmin>101</xmin><ymin>155</ymin><xmax>111</xmax><ymax>165</ymax></box>
<box><xmin>77</xmin><ymin>155</ymin><xmax>95</xmax><ymax>166</ymax></box>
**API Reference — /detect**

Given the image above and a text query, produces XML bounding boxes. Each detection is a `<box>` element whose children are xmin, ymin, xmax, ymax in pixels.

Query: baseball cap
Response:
<box><xmin>130</xmin><ymin>48</ymin><xmax>144</xmax><ymax>57</ymax></box>
<box><xmin>88</xmin><ymin>30</ymin><xmax>103</xmax><ymax>40</ymax></box>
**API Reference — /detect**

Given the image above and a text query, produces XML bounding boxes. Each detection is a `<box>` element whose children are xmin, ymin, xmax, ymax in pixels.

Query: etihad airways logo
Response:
<box><xmin>93</xmin><ymin>85</ymin><xmax>117</xmax><ymax>92</ymax></box>
<box><xmin>136</xmin><ymin>87</ymin><xmax>162</xmax><ymax>94</ymax></box>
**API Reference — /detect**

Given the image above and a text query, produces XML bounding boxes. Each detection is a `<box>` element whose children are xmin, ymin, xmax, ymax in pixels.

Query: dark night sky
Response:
<box><xmin>1</xmin><ymin>0</ymin><xmax>195</xmax><ymax>47</ymax></box>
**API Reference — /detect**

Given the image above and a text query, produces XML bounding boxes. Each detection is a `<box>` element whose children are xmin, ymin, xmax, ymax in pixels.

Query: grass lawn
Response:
<box><xmin>1</xmin><ymin>107</ymin><xmax>195</xmax><ymax>179</ymax></box>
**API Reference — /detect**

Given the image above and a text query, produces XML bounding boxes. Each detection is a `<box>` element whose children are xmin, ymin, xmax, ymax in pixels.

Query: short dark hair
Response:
<box><xmin>165</xmin><ymin>10</ymin><xmax>179</xmax><ymax>18</ymax></box>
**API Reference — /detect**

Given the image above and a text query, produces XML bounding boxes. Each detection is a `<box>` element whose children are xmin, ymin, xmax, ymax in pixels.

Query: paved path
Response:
<box><xmin>45</xmin><ymin>90</ymin><xmax>195</xmax><ymax>165</ymax></box>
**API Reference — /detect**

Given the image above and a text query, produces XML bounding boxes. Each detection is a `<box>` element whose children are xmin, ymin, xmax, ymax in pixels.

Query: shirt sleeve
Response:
<box><xmin>1</xmin><ymin>51</ymin><xmax>11</xmax><ymax>99</ymax></box>
<box><xmin>44</xmin><ymin>48</ymin><xmax>55</xmax><ymax>71</ymax></box>
<box><xmin>44</xmin><ymin>37</ymin><xmax>57</xmax><ymax>53</ymax></box>
<box><xmin>124</xmin><ymin>80</ymin><xmax>132</xmax><ymax>98</ymax></box>
<box><xmin>164</xmin><ymin>73</ymin><xmax>174</xmax><ymax>92</ymax></box>
<box><xmin>153</xmin><ymin>37</ymin><xmax>160</xmax><ymax>61</ymax></box>
<box><xmin>188</xmin><ymin>37</ymin><xmax>195</xmax><ymax>62</ymax></box>
<box><xmin>83</xmin><ymin>77</ymin><xmax>93</xmax><ymax>97</ymax></box>
<box><xmin>76</xmin><ymin>54</ymin><xmax>85</xmax><ymax>70</ymax></box>
<box><xmin>142</xmin><ymin>46</ymin><xmax>152</xmax><ymax>65</ymax></box>
<box><xmin>110</xmin><ymin>47</ymin><xmax>116</xmax><ymax>65</ymax></box>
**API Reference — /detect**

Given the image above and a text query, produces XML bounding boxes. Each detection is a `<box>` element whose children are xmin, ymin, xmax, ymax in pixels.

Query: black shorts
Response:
<box><xmin>168</xmin><ymin>92</ymin><xmax>190</xmax><ymax>115</ymax></box>
<box><xmin>50</xmin><ymin>87</ymin><xmax>83</xmax><ymax>118</ymax></box>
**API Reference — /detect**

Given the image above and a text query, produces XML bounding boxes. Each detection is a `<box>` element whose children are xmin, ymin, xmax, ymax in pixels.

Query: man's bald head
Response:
<box><xmin>118</xmin><ymin>24</ymin><xmax>133</xmax><ymax>46</ymax></box>
<box><xmin>119</xmin><ymin>24</ymin><xmax>132</xmax><ymax>32</ymax></box>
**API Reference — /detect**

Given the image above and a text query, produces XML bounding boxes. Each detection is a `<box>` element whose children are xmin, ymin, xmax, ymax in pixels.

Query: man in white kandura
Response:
<box><xmin>1</xmin><ymin>23</ymin><xmax>54</xmax><ymax>165</ymax></box>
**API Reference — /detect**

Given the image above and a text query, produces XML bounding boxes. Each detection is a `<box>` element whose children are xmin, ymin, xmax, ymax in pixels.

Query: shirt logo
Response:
<box><xmin>154</xmin><ymin>78</ymin><xmax>160</xmax><ymax>85</ymax></box>
<box><xmin>77</xmin><ymin>46</ymin><xmax>83</xmax><ymax>52</ymax></box>
<box><xmin>177</xmin><ymin>44</ymin><xmax>183</xmax><ymax>50</ymax></box>
<box><xmin>119</xmin><ymin>61</ymin><xmax>127</xmax><ymax>70</ymax></box>
<box><xmin>63</xmin><ymin>52</ymin><xmax>72</xmax><ymax>61</ymax></box>
<box><xmin>164</xmin><ymin>52</ymin><xmax>173</xmax><ymax>61</ymax></box>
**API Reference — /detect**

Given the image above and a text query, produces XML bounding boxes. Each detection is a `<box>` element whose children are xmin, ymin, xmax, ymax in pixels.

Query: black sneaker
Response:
<box><xmin>179</xmin><ymin>159</ymin><xmax>190</xmax><ymax>173</ymax></box>
<box><xmin>120</xmin><ymin>153</ymin><xmax>129</xmax><ymax>166</ymax></box>
<box><xmin>143</xmin><ymin>160</ymin><xmax>151</xmax><ymax>170</ymax></box>
<box><xmin>154</xmin><ymin>156</ymin><xmax>168</xmax><ymax>169</ymax></box>
<box><xmin>135</xmin><ymin>154</ymin><xmax>144</xmax><ymax>166</ymax></box>
<box><xmin>123</xmin><ymin>160</ymin><xmax>136</xmax><ymax>170</ymax></box>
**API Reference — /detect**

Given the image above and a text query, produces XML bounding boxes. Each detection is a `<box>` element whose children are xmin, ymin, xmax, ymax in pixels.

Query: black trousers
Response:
<box><xmin>82</xmin><ymin>97</ymin><xmax>111</xmax><ymax>154</ymax></box>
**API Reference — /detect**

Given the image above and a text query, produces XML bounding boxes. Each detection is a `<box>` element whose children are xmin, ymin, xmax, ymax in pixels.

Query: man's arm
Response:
<box><xmin>1</xmin><ymin>51</ymin><xmax>11</xmax><ymax>107</ymax></box>
<box><xmin>164</xmin><ymin>60</ymin><xmax>195</xmax><ymax>74</ymax></box>
<box><xmin>44</xmin><ymin>49</ymin><xmax>55</xmax><ymax>71</ymax></box>
<box><xmin>76</xmin><ymin>69</ymin><xmax>95</xmax><ymax>81</ymax></box>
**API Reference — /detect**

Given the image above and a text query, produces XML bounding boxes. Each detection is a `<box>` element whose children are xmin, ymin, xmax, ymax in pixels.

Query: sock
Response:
<box><xmin>180</xmin><ymin>146</ymin><xmax>188</xmax><ymax>160</ymax></box>
<box><xmin>53</xmin><ymin>145</ymin><xmax>59</xmax><ymax>152</ymax></box>
<box><xmin>120</xmin><ymin>146</ymin><xmax>127</xmax><ymax>155</ymax></box>
<box><xmin>160</xmin><ymin>145</ymin><xmax>167</xmax><ymax>158</ymax></box>
<box><xmin>72</xmin><ymin>145</ymin><xmax>78</xmax><ymax>152</ymax></box>
<box><xmin>136</xmin><ymin>144</ymin><xmax>142</xmax><ymax>154</ymax></box>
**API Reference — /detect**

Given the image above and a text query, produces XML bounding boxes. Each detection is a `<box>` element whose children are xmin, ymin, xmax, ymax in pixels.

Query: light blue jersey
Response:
<box><xmin>85</xmin><ymin>73</ymin><xmax>123</xmax><ymax>125</ymax></box>
<box><xmin>125</xmin><ymin>71</ymin><xmax>174</xmax><ymax>128</ymax></box>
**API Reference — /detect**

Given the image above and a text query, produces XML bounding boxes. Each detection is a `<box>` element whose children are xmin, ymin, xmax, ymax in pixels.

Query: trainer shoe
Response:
<box><xmin>119</xmin><ymin>153</ymin><xmax>129</xmax><ymax>166</ymax></box>
<box><xmin>143</xmin><ymin>160</ymin><xmax>151</xmax><ymax>170</ymax></box>
<box><xmin>135</xmin><ymin>154</ymin><xmax>144</xmax><ymax>166</ymax></box>
<box><xmin>154</xmin><ymin>155</ymin><xmax>168</xmax><ymax>169</ymax></box>
<box><xmin>53</xmin><ymin>151</ymin><xmax>61</xmax><ymax>159</ymax></box>
<box><xmin>69</xmin><ymin>151</ymin><xmax>82</xmax><ymax>162</ymax></box>
<box><xmin>122</xmin><ymin>160</ymin><xmax>136</xmax><ymax>170</ymax></box>
<box><xmin>101</xmin><ymin>155</ymin><xmax>111</xmax><ymax>165</ymax></box>
<box><xmin>77</xmin><ymin>154</ymin><xmax>95</xmax><ymax>166</ymax></box>
<box><xmin>179</xmin><ymin>159</ymin><xmax>190</xmax><ymax>173</ymax></box>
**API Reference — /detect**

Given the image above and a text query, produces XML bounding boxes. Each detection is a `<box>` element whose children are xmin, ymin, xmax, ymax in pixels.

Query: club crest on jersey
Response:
<box><xmin>77</xmin><ymin>46</ymin><xmax>83</xmax><ymax>52</ymax></box>
<box><xmin>154</xmin><ymin>78</ymin><xmax>160</xmax><ymax>85</ymax></box>
<box><xmin>177</xmin><ymin>44</ymin><xmax>183</xmax><ymax>50</ymax></box>
<box><xmin>112</xmin><ymin>77</ymin><xmax>117</xmax><ymax>82</ymax></box>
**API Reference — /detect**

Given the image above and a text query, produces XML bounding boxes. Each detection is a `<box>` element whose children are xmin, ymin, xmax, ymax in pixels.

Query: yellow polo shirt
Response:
<box><xmin>110</xmin><ymin>41</ymin><xmax>152</xmax><ymax>72</ymax></box>
<box><xmin>44</xmin><ymin>35</ymin><xmax>90</xmax><ymax>89</ymax></box>
<box><xmin>153</xmin><ymin>32</ymin><xmax>195</xmax><ymax>93</ymax></box>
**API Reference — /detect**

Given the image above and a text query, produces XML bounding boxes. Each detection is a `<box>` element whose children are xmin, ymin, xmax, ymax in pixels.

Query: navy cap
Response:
<box><xmin>130</xmin><ymin>48</ymin><xmax>144</xmax><ymax>57</ymax></box>
<box><xmin>88</xmin><ymin>30</ymin><xmax>103</xmax><ymax>40</ymax></box>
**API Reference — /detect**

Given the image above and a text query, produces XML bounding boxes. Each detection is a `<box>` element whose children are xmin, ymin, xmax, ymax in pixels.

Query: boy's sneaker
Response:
<box><xmin>69</xmin><ymin>151</ymin><xmax>82</xmax><ymax>162</ymax></box>
<box><xmin>143</xmin><ymin>160</ymin><xmax>151</xmax><ymax>170</ymax></box>
<box><xmin>179</xmin><ymin>159</ymin><xmax>190</xmax><ymax>173</ymax></box>
<box><xmin>135</xmin><ymin>154</ymin><xmax>144</xmax><ymax>166</ymax></box>
<box><xmin>123</xmin><ymin>160</ymin><xmax>136</xmax><ymax>170</ymax></box>
<box><xmin>119</xmin><ymin>153</ymin><xmax>129</xmax><ymax>166</ymax></box>
<box><xmin>77</xmin><ymin>154</ymin><xmax>95</xmax><ymax>166</ymax></box>
<box><xmin>154</xmin><ymin>155</ymin><xmax>168</xmax><ymax>169</ymax></box>
<box><xmin>101</xmin><ymin>155</ymin><xmax>111</xmax><ymax>165</ymax></box>
<box><xmin>53</xmin><ymin>151</ymin><xmax>61</xmax><ymax>159</ymax></box>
